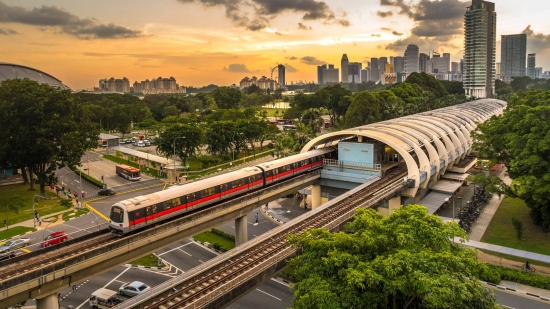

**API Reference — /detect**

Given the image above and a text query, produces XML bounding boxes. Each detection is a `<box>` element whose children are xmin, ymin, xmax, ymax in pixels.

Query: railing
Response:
<box><xmin>323</xmin><ymin>159</ymin><xmax>382</xmax><ymax>171</ymax></box>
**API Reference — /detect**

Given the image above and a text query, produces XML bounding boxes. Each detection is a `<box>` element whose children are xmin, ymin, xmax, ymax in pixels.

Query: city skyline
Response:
<box><xmin>0</xmin><ymin>0</ymin><xmax>549</xmax><ymax>90</ymax></box>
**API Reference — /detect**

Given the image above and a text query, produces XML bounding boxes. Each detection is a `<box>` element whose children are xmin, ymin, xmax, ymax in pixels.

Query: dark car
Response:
<box><xmin>98</xmin><ymin>188</ymin><xmax>116</xmax><ymax>196</ymax></box>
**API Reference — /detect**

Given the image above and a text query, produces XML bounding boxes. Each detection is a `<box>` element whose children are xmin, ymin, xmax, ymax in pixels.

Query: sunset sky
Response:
<box><xmin>1</xmin><ymin>0</ymin><xmax>549</xmax><ymax>90</ymax></box>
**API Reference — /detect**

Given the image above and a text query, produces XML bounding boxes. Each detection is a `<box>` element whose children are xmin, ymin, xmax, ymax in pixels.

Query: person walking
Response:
<box><xmin>82</xmin><ymin>192</ymin><xmax>85</xmax><ymax>199</ymax></box>
<box><xmin>57</xmin><ymin>293</ymin><xmax>61</xmax><ymax>308</ymax></box>
<box><xmin>3</xmin><ymin>219</ymin><xmax>6</xmax><ymax>229</ymax></box>
<box><xmin>255</xmin><ymin>213</ymin><xmax>259</xmax><ymax>223</ymax></box>
<box><xmin>265</xmin><ymin>203</ymin><xmax>268</xmax><ymax>211</ymax></box>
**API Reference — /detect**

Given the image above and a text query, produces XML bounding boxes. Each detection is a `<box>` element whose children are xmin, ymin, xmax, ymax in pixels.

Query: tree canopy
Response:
<box><xmin>287</xmin><ymin>205</ymin><xmax>499</xmax><ymax>309</ymax></box>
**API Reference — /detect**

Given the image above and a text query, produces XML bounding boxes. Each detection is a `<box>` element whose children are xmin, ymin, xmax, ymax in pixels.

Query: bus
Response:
<box><xmin>116</xmin><ymin>164</ymin><xmax>141</xmax><ymax>181</ymax></box>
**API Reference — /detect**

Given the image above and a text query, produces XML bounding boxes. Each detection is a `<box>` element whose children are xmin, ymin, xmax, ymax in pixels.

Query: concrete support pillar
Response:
<box><xmin>36</xmin><ymin>293</ymin><xmax>58</xmax><ymax>309</ymax></box>
<box><xmin>358</xmin><ymin>135</ymin><xmax>363</xmax><ymax>142</ymax></box>
<box><xmin>311</xmin><ymin>184</ymin><xmax>322</xmax><ymax>209</ymax></box>
<box><xmin>235</xmin><ymin>215</ymin><xmax>248</xmax><ymax>246</ymax></box>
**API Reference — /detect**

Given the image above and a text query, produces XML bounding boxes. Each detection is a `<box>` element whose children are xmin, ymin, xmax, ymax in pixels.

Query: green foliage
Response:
<box><xmin>156</xmin><ymin>124</ymin><xmax>203</xmax><ymax>165</ymax></box>
<box><xmin>439</xmin><ymin>80</ymin><xmax>465</xmax><ymax>95</ymax></box>
<box><xmin>405</xmin><ymin>72</ymin><xmax>449</xmax><ymax>97</ymax></box>
<box><xmin>480</xmin><ymin>264</ymin><xmax>550</xmax><ymax>290</ymax></box>
<box><xmin>211</xmin><ymin>228</ymin><xmax>236</xmax><ymax>241</ymax></box>
<box><xmin>465</xmin><ymin>173</ymin><xmax>508</xmax><ymax>195</ymax></box>
<box><xmin>345</xmin><ymin>91</ymin><xmax>383</xmax><ymax>127</ymax></box>
<box><xmin>60</xmin><ymin>199</ymin><xmax>73</xmax><ymax>208</ymax></box>
<box><xmin>70</xmin><ymin>166</ymin><xmax>103</xmax><ymax>188</ymax></box>
<box><xmin>287</xmin><ymin>205</ymin><xmax>500</xmax><ymax>309</ymax></box>
<box><xmin>0</xmin><ymin>226</ymin><xmax>34</xmax><ymax>241</ymax></box>
<box><xmin>211</xmin><ymin>86</ymin><xmax>243</xmax><ymax>109</ymax></box>
<box><xmin>511</xmin><ymin>218</ymin><xmax>523</xmax><ymax>240</ymax></box>
<box><xmin>473</xmin><ymin>90</ymin><xmax>550</xmax><ymax>230</ymax></box>
<box><xmin>0</xmin><ymin>195</ymin><xmax>25</xmax><ymax>229</ymax></box>
<box><xmin>300</xmin><ymin>108</ymin><xmax>324</xmax><ymax>133</ymax></box>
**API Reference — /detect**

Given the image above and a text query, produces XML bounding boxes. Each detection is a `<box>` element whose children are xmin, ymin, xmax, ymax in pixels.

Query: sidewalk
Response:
<box><xmin>261</xmin><ymin>196</ymin><xmax>309</xmax><ymax>224</ymax></box>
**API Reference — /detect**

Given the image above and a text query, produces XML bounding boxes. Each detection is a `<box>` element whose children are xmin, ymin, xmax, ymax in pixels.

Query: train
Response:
<box><xmin>108</xmin><ymin>147</ymin><xmax>336</xmax><ymax>235</ymax></box>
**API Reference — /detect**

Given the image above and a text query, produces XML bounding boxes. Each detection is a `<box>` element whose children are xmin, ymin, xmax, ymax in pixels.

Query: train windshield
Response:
<box><xmin>110</xmin><ymin>206</ymin><xmax>124</xmax><ymax>223</ymax></box>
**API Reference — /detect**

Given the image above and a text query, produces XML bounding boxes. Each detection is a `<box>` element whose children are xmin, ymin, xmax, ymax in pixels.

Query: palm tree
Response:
<box><xmin>274</xmin><ymin>134</ymin><xmax>295</xmax><ymax>158</ymax></box>
<box><xmin>301</xmin><ymin>108</ymin><xmax>324</xmax><ymax>133</ymax></box>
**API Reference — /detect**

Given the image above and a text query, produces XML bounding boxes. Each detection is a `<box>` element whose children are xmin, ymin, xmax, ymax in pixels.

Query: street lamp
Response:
<box><xmin>173</xmin><ymin>137</ymin><xmax>186</xmax><ymax>167</ymax></box>
<box><xmin>457</xmin><ymin>196</ymin><xmax>462</xmax><ymax>217</ymax></box>
<box><xmin>32</xmin><ymin>195</ymin><xmax>47</xmax><ymax>228</ymax></box>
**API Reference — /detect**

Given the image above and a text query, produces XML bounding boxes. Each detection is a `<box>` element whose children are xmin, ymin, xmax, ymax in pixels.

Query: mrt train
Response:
<box><xmin>109</xmin><ymin>147</ymin><xmax>336</xmax><ymax>235</ymax></box>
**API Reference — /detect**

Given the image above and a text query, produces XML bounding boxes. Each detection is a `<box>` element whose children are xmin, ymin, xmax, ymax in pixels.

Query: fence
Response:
<box><xmin>323</xmin><ymin>159</ymin><xmax>382</xmax><ymax>171</ymax></box>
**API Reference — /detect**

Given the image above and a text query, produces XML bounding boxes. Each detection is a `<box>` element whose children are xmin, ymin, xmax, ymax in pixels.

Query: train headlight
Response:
<box><xmin>119</xmin><ymin>224</ymin><xmax>123</xmax><ymax>227</ymax></box>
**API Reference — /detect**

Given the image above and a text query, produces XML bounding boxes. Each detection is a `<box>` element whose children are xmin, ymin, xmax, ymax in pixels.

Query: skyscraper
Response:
<box><xmin>277</xmin><ymin>64</ymin><xmax>286</xmax><ymax>87</ymax></box>
<box><xmin>464</xmin><ymin>0</ymin><xmax>496</xmax><ymax>98</ymax></box>
<box><xmin>379</xmin><ymin>57</ymin><xmax>388</xmax><ymax>73</ymax></box>
<box><xmin>500</xmin><ymin>34</ymin><xmax>527</xmax><ymax>80</ymax></box>
<box><xmin>430</xmin><ymin>52</ymin><xmax>451</xmax><ymax>73</ymax></box>
<box><xmin>370</xmin><ymin>58</ymin><xmax>380</xmax><ymax>83</ymax></box>
<box><xmin>452</xmin><ymin>62</ymin><xmax>459</xmax><ymax>73</ymax></box>
<box><xmin>341</xmin><ymin>54</ymin><xmax>349</xmax><ymax>83</ymax></box>
<box><xmin>419</xmin><ymin>53</ymin><xmax>430</xmax><ymax>73</ymax></box>
<box><xmin>404</xmin><ymin>44</ymin><xmax>419</xmax><ymax>74</ymax></box>
<box><xmin>317</xmin><ymin>64</ymin><xmax>327</xmax><ymax>84</ymax></box>
<box><xmin>528</xmin><ymin>54</ymin><xmax>536</xmax><ymax>79</ymax></box>
<box><xmin>323</xmin><ymin>65</ymin><xmax>339</xmax><ymax>84</ymax></box>
<box><xmin>360</xmin><ymin>69</ymin><xmax>370</xmax><ymax>82</ymax></box>
<box><xmin>393</xmin><ymin>56</ymin><xmax>404</xmax><ymax>73</ymax></box>
<box><xmin>348</xmin><ymin>62</ymin><xmax>362</xmax><ymax>83</ymax></box>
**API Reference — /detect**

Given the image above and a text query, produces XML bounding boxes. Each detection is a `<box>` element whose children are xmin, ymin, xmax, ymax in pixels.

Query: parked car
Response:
<box><xmin>143</xmin><ymin>140</ymin><xmax>151</xmax><ymax>146</ymax></box>
<box><xmin>125</xmin><ymin>139</ymin><xmax>133</xmax><ymax>144</ymax></box>
<box><xmin>0</xmin><ymin>238</ymin><xmax>30</xmax><ymax>253</ymax></box>
<box><xmin>98</xmin><ymin>188</ymin><xmax>116</xmax><ymax>196</ymax></box>
<box><xmin>119</xmin><ymin>281</ymin><xmax>151</xmax><ymax>297</ymax></box>
<box><xmin>41</xmin><ymin>231</ymin><xmax>68</xmax><ymax>248</ymax></box>
<box><xmin>136</xmin><ymin>141</ymin><xmax>145</xmax><ymax>147</ymax></box>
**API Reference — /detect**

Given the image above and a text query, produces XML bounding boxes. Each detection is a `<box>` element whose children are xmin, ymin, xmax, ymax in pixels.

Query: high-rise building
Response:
<box><xmin>528</xmin><ymin>54</ymin><xmax>536</xmax><ymax>79</ymax></box>
<box><xmin>385</xmin><ymin>63</ymin><xmax>395</xmax><ymax>74</ymax></box>
<box><xmin>464</xmin><ymin>0</ymin><xmax>496</xmax><ymax>98</ymax></box>
<box><xmin>394</xmin><ymin>57</ymin><xmax>404</xmax><ymax>73</ymax></box>
<box><xmin>277</xmin><ymin>64</ymin><xmax>286</xmax><ymax>87</ymax></box>
<box><xmin>390</xmin><ymin>56</ymin><xmax>394</xmax><ymax>65</ymax></box>
<box><xmin>500</xmin><ymin>34</ymin><xmax>527</xmax><ymax>81</ymax></box>
<box><xmin>495</xmin><ymin>63</ymin><xmax>501</xmax><ymax>79</ymax></box>
<box><xmin>348</xmin><ymin>62</ymin><xmax>362</xmax><ymax>83</ymax></box>
<box><xmin>419</xmin><ymin>53</ymin><xmax>430</xmax><ymax>73</ymax></box>
<box><xmin>430</xmin><ymin>52</ymin><xmax>451</xmax><ymax>73</ymax></box>
<box><xmin>404</xmin><ymin>44</ymin><xmax>419</xmax><ymax>74</ymax></box>
<box><xmin>460</xmin><ymin>59</ymin><xmax>464</xmax><ymax>74</ymax></box>
<box><xmin>535</xmin><ymin>67</ymin><xmax>543</xmax><ymax>79</ymax></box>
<box><xmin>360</xmin><ymin>69</ymin><xmax>370</xmax><ymax>82</ymax></box>
<box><xmin>370</xmin><ymin>58</ymin><xmax>380</xmax><ymax>83</ymax></box>
<box><xmin>317</xmin><ymin>64</ymin><xmax>327</xmax><ymax>84</ymax></box>
<box><xmin>341</xmin><ymin>54</ymin><xmax>349</xmax><ymax>83</ymax></box>
<box><xmin>379</xmin><ymin>57</ymin><xmax>388</xmax><ymax>73</ymax></box>
<box><xmin>98</xmin><ymin>77</ymin><xmax>130</xmax><ymax>93</ymax></box>
<box><xmin>452</xmin><ymin>62</ymin><xmax>459</xmax><ymax>73</ymax></box>
<box><xmin>323</xmin><ymin>66</ymin><xmax>339</xmax><ymax>84</ymax></box>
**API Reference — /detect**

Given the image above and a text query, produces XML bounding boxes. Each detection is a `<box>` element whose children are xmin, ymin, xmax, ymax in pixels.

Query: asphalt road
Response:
<box><xmin>495</xmin><ymin>289</ymin><xmax>550</xmax><ymax>309</ymax></box>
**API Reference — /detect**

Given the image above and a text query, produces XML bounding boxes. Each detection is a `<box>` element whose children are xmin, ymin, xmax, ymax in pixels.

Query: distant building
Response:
<box><xmin>528</xmin><ymin>54</ymin><xmax>536</xmax><ymax>79</ymax></box>
<box><xmin>385</xmin><ymin>63</ymin><xmax>395</xmax><ymax>74</ymax></box>
<box><xmin>323</xmin><ymin>67</ymin><xmax>339</xmax><ymax>84</ymax></box>
<box><xmin>393</xmin><ymin>56</ymin><xmax>404</xmax><ymax>73</ymax></box>
<box><xmin>341</xmin><ymin>54</ymin><xmax>349</xmax><ymax>83</ymax></box>
<box><xmin>419</xmin><ymin>53</ymin><xmax>430</xmax><ymax>73</ymax></box>
<box><xmin>370</xmin><ymin>58</ymin><xmax>380</xmax><ymax>83</ymax></box>
<box><xmin>278</xmin><ymin>64</ymin><xmax>286</xmax><ymax>87</ymax></box>
<box><xmin>495</xmin><ymin>63</ymin><xmax>501</xmax><ymax>79</ymax></box>
<box><xmin>535</xmin><ymin>67</ymin><xmax>543</xmax><ymax>79</ymax></box>
<box><xmin>460</xmin><ymin>59</ymin><xmax>464</xmax><ymax>74</ymax></box>
<box><xmin>360</xmin><ymin>69</ymin><xmax>370</xmax><ymax>82</ymax></box>
<box><xmin>98</xmin><ymin>77</ymin><xmax>130</xmax><ymax>93</ymax></box>
<box><xmin>125</xmin><ymin>76</ymin><xmax>185</xmax><ymax>94</ymax></box>
<box><xmin>379</xmin><ymin>57</ymin><xmax>388</xmax><ymax>74</ymax></box>
<box><xmin>429</xmin><ymin>52</ymin><xmax>450</xmax><ymax>73</ymax></box>
<box><xmin>464</xmin><ymin>0</ymin><xmax>496</xmax><ymax>98</ymax></box>
<box><xmin>348</xmin><ymin>62</ymin><xmax>362</xmax><ymax>83</ymax></box>
<box><xmin>500</xmin><ymin>34</ymin><xmax>527</xmax><ymax>81</ymax></box>
<box><xmin>317</xmin><ymin>64</ymin><xmax>327</xmax><ymax>84</ymax></box>
<box><xmin>451</xmin><ymin>62</ymin><xmax>459</xmax><ymax>73</ymax></box>
<box><xmin>239</xmin><ymin>76</ymin><xmax>279</xmax><ymax>90</ymax></box>
<box><xmin>404</xmin><ymin>44</ymin><xmax>419</xmax><ymax>74</ymax></box>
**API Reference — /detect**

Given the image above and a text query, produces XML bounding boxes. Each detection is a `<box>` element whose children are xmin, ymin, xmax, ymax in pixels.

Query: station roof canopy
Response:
<box><xmin>110</xmin><ymin>146</ymin><xmax>176</xmax><ymax>166</ymax></box>
<box><xmin>99</xmin><ymin>133</ymin><xmax>120</xmax><ymax>140</ymax></box>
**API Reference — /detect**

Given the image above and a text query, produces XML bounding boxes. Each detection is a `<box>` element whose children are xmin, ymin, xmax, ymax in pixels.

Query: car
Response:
<box><xmin>119</xmin><ymin>281</ymin><xmax>151</xmax><ymax>297</ymax></box>
<box><xmin>98</xmin><ymin>188</ymin><xmax>116</xmax><ymax>196</ymax></box>
<box><xmin>0</xmin><ymin>238</ymin><xmax>30</xmax><ymax>254</ymax></box>
<box><xmin>143</xmin><ymin>140</ymin><xmax>151</xmax><ymax>146</ymax></box>
<box><xmin>41</xmin><ymin>231</ymin><xmax>68</xmax><ymax>248</ymax></box>
<box><xmin>136</xmin><ymin>141</ymin><xmax>145</xmax><ymax>147</ymax></box>
<box><xmin>125</xmin><ymin>139</ymin><xmax>133</xmax><ymax>144</ymax></box>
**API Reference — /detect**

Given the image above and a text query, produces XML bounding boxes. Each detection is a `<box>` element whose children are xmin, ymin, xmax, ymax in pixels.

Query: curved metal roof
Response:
<box><xmin>0</xmin><ymin>63</ymin><xmax>71</xmax><ymax>90</ymax></box>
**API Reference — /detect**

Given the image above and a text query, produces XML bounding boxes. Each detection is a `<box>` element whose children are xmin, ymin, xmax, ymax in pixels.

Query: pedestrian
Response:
<box><xmin>57</xmin><ymin>293</ymin><xmax>61</xmax><ymax>307</ymax></box>
<box><xmin>72</xmin><ymin>285</ymin><xmax>77</xmax><ymax>291</ymax></box>
<box><xmin>3</xmin><ymin>219</ymin><xmax>6</xmax><ymax>229</ymax></box>
<box><xmin>498</xmin><ymin>193</ymin><xmax>502</xmax><ymax>200</ymax></box>
<box><xmin>265</xmin><ymin>203</ymin><xmax>268</xmax><ymax>211</ymax></box>
<box><xmin>68</xmin><ymin>188</ymin><xmax>71</xmax><ymax>193</ymax></box>
<box><xmin>34</xmin><ymin>210</ymin><xmax>38</xmax><ymax>218</ymax></box>
<box><xmin>255</xmin><ymin>213</ymin><xmax>258</xmax><ymax>223</ymax></box>
<box><xmin>38</xmin><ymin>215</ymin><xmax>42</xmax><ymax>226</ymax></box>
<box><xmin>82</xmin><ymin>192</ymin><xmax>85</xmax><ymax>199</ymax></box>
<box><xmin>61</xmin><ymin>185</ymin><xmax>65</xmax><ymax>192</ymax></box>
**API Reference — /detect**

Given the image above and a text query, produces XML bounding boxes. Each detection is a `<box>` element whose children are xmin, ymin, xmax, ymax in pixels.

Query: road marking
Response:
<box><xmin>136</xmin><ymin>267</ymin><xmax>175</xmax><ymax>277</ymax></box>
<box><xmin>198</xmin><ymin>259</ymin><xmax>204</xmax><ymax>263</ymax></box>
<box><xmin>256</xmin><ymin>289</ymin><xmax>281</xmax><ymax>301</ymax></box>
<box><xmin>163</xmin><ymin>183</ymin><xmax>168</xmax><ymax>190</ymax></box>
<box><xmin>75</xmin><ymin>267</ymin><xmax>131</xmax><ymax>309</ymax></box>
<box><xmin>20</xmin><ymin>248</ymin><xmax>31</xmax><ymax>253</ymax></box>
<box><xmin>64</xmin><ymin>223</ymin><xmax>84</xmax><ymax>231</ymax></box>
<box><xmin>271</xmin><ymin>278</ymin><xmax>289</xmax><ymax>287</ymax></box>
<box><xmin>157</xmin><ymin>242</ymin><xmax>193</xmax><ymax>256</ymax></box>
<box><xmin>179</xmin><ymin>249</ymin><xmax>192</xmax><ymax>256</ymax></box>
<box><xmin>113</xmin><ymin>279</ymin><xmax>126</xmax><ymax>284</ymax></box>
<box><xmin>230</xmin><ymin>226</ymin><xmax>235</xmax><ymax>228</ymax></box>
<box><xmin>84</xmin><ymin>202</ymin><xmax>109</xmax><ymax>221</ymax></box>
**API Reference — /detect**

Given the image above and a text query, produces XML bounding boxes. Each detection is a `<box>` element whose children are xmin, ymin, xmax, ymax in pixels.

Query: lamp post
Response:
<box><xmin>32</xmin><ymin>195</ymin><xmax>47</xmax><ymax>228</ymax></box>
<box><xmin>457</xmin><ymin>196</ymin><xmax>462</xmax><ymax>217</ymax></box>
<box><xmin>173</xmin><ymin>136</ymin><xmax>186</xmax><ymax>181</ymax></box>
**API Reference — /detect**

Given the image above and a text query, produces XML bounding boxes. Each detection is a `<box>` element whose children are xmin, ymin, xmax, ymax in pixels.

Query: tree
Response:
<box><xmin>274</xmin><ymin>134</ymin><xmax>295</xmax><ymax>158</ymax></box>
<box><xmin>465</xmin><ymin>173</ymin><xmax>507</xmax><ymax>195</ymax></box>
<box><xmin>204</xmin><ymin>121</ymin><xmax>237</xmax><ymax>157</ymax></box>
<box><xmin>287</xmin><ymin>205</ymin><xmax>499</xmax><ymax>309</ymax></box>
<box><xmin>439</xmin><ymin>80</ymin><xmax>465</xmax><ymax>95</ymax></box>
<box><xmin>138</xmin><ymin>118</ymin><xmax>159</xmax><ymax>138</ymax></box>
<box><xmin>155</xmin><ymin>124</ymin><xmax>203</xmax><ymax>166</ymax></box>
<box><xmin>0</xmin><ymin>195</ymin><xmax>24</xmax><ymax>229</ymax></box>
<box><xmin>345</xmin><ymin>92</ymin><xmax>383</xmax><ymax>128</ymax></box>
<box><xmin>322</xmin><ymin>85</ymin><xmax>352</xmax><ymax>125</ymax></box>
<box><xmin>301</xmin><ymin>108</ymin><xmax>324</xmax><ymax>133</ymax></box>
<box><xmin>0</xmin><ymin>79</ymin><xmax>97</xmax><ymax>195</ymax></box>
<box><xmin>212</xmin><ymin>87</ymin><xmax>243</xmax><ymax>109</ymax></box>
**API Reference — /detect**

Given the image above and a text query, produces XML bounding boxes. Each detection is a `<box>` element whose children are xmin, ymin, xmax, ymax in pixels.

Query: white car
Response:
<box><xmin>136</xmin><ymin>141</ymin><xmax>145</xmax><ymax>147</ymax></box>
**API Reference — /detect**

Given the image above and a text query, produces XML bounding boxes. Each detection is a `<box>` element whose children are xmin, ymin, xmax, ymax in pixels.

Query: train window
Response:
<box><xmin>163</xmin><ymin>200</ymin><xmax>172</xmax><ymax>209</ymax></box>
<box><xmin>187</xmin><ymin>193</ymin><xmax>195</xmax><ymax>202</ymax></box>
<box><xmin>128</xmin><ymin>211</ymin><xmax>134</xmax><ymax>222</ymax></box>
<box><xmin>110</xmin><ymin>206</ymin><xmax>124</xmax><ymax>223</ymax></box>
<box><xmin>152</xmin><ymin>205</ymin><xmax>157</xmax><ymax>214</ymax></box>
<box><xmin>201</xmin><ymin>188</ymin><xmax>215</xmax><ymax>196</ymax></box>
<box><xmin>146</xmin><ymin>207</ymin><xmax>152</xmax><ymax>216</ymax></box>
<box><xmin>172</xmin><ymin>197</ymin><xmax>182</xmax><ymax>206</ymax></box>
<box><xmin>232</xmin><ymin>179</ymin><xmax>244</xmax><ymax>187</ymax></box>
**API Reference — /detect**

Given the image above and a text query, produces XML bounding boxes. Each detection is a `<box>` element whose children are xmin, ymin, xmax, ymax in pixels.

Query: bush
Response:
<box><xmin>60</xmin><ymin>199</ymin><xmax>73</xmax><ymax>208</ymax></box>
<box><xmin>69</xmin><ymin>166</ymin><xmax>103</xmax><ymax>188</ymax></box>
<box><xmin>479</xmin><ymin>264</ymin><xmax>550</xmax><ymax>290</ymax></box>
<box><xmin>211</xmin><ymin>228</ymin><xmax>235</xmax><ymax>241</ymax></box>
<box><xmin>512</xmin><ymin>218</ymin><xmax>523</xmax><ymax>240</ymax></box>
<box><xmin>212</xmin><ymin>243</ymin><xmax>222</xmax><ymax>251</ymax></box>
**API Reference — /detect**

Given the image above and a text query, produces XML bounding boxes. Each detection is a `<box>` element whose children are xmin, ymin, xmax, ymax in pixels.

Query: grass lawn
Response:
<box><xmin>259</xmin><ymin>108</ymin><xmax>285</xmax><ymax>117</ymax></box>
<box><xmin>481</xmin><ymin>196</ymin><xmax>550</xmax><ymax>256</ymax></box>
<box><xmin>193</xmin><ymin>231</ymin><xmax>235</xmax><ymax>252</ymax></box>
<box><xmin>130</xmin><ymin>254</ymin><xmax>165</xmax><ymax>267</ymax></box>
<box><xmin>477</xmin><ymin>249</ymin><xmax>550</xmax><ymax>269</ymax></box>
<box><xmin>0</xmin><ymin>226</ymin><xmax>35</xmax><ymax>242</ymax></box>
<box><xmin>0</xmin><ymin>184</ymin><xmax>67</xmax><ymax>226</ymax></box>
<box><xmin>62</xmin><ymin>208</ymin><xmax>90</xmax><ymax>221</ymax></box>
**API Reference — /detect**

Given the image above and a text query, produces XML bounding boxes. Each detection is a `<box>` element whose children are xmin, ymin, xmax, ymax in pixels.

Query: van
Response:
<box><xmin>89</xmin><ymin>288</ymin><xmax>124</xmax><ymax>309</ymax></box>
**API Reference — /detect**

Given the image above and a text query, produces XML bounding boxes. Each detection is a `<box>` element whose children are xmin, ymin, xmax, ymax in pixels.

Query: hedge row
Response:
<box><xmin>211</xmin><ymin>228</ymin><xmax>236</xmax><ymax>241</ymax></box>
<box><xmin>70</xmin><ymin>166</ymin><xmax>103</xmax><ymax>188</ymax></box>
<box><xmin>480</xmin><ymin>264</ymin><xmax>550</xmax><ymax>290</ymax></box>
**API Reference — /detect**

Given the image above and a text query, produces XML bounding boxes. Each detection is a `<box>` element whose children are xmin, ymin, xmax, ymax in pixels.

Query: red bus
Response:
<box><xmin>116</xmin><ymin>164</ymin><xmax>141</xmax><ymax>181</ymax></box>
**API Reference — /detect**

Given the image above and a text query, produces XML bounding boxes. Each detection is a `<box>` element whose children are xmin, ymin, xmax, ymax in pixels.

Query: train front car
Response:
<box><xmin>109</xmin><ymin>203</ymin><xmax>129</xmax><ymax>235</ymax></box>
<box><xmin>257</xmin><ymin>147</ymin><xmax>336</xmax><ymax>185</ymax></box>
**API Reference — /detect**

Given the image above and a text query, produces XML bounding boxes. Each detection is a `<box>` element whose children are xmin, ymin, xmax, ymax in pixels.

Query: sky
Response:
<box><xmin>1</xmin><ymin>0</ymin><xmax>549</xmax><ymax>90</ymax></box>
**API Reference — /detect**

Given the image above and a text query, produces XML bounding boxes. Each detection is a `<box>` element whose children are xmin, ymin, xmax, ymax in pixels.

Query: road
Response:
<box><xmin>495</xmin><ymin>289</ymin><xmax>550</xmax><ymax>309</ymax></box>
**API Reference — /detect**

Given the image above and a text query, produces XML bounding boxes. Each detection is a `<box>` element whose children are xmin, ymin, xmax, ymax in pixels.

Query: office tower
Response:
<box><xmin>404</xmin><ymin>44</ymin><xmax>419</xmax><ymax>74</ymax></box>
<box><xmin>460</xmin><ymin>59</ymin><xmax>464</xmax><ymax>74</ymax></box>
<box><xmin>500</xmin><ymin>34</ymin><xmax>527</xmax><ymax>80</ymax></box>
<box><xmin>385</xmin><ymin>63</ymin><xmax>395</xmax><ymax>73</ymax></box>
<box><xmin>360</xmin><ymin>69</ymin><xmax>370</xmax><ymax>82</ymax></box>
<box><xmin>430</xmin><ymin>52</ymin><xmax>450</xmax><ymax>73</ymax></box>
<box><xmin>317</xmin><ymin>64</ymin><xmax>327</xmax><ymax>84</ymax></box>
<box><xmin>419</xmin><ymin>53</ymin><xmax>430</xmax><ymax>73</ymax></box>
<box><xmin>323</xmin><ymin>66</ymin><xmax>339</xmax><ymax>84</ymax></box>
<box><xmin>528</xmin><ymin>54</ymin><xmax>536</xmax><ymax>78</ymax></box>
<box><xmin>341</xmin><ymin>54</ymin><xmax>349</xmax><ymax>83</ymax></box>
<box><xmin>370</xmin><ymin>58</ymin><xmax>380</xmax><ymax>82</ymax></box>
<box><xmin>348</xmin><ymin>62</ymin><xmax>362</xmax><ymax>83</ymax></box>
<box><xmin>452</xmin><ymin>62</ymin><xmax>459</xmax><ymax>73</ymax></box>
<box><xmin>379</xmin><ymin>57</ymin><xmax>388</xmax><ymax>73</ymax></box>
<box><xmin>390</xmin><ymin>56</ymin><xmax>394</xmax><ymax>65</ymax></box>
<box><xmin>535</xmin><ymin>67</ymin><xmax>543</xmax><ymax>79</ymax></box>
<box><xmin>464</xmin><ymin>0</ymin><xmax>496</xmax><ymax>98</ymax></box>
<box><xmin>394</xmin><ymin>56</ymin><xmax>404</xmax><ymax>73</ymax></box>
<box><xmin>277</xmin><ymin>64</ymin><xmax>286</xmax><ymax>86</ymax></box>
<box><xmin>495</xmin><ymin>63</ymin><xmax>500</xmax><ymax>78</ymax></box>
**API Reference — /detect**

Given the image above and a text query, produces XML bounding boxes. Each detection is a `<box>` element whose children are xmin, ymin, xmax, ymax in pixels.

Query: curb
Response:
<box><xmin>124</xmin><ymin>264</ymin><xmax>165</xmax><ymax>270</ymax></box>
<box><xmin>481</xmin><ymin>281</ymin><xmax>550</xmax><ymax>302</ymax></box>
<box><xmin>260</xmin><ymin>206</ymin><xmax>284</xmax><ymax>226</ymax></box>
<box><xmin>190</xmin><ymin>238</ymin><xmax>225</xmax><ymax>255</ymax></box>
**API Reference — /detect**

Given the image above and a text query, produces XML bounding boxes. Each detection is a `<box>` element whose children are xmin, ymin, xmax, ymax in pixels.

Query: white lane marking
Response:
<box><xmin>179</xmin><ymin>249</ymin><xmax>192</xmax><ymax>256</ymax></box>
<box><xmin>157</xmin><ymin>242</ymin><xmax>193</xmax><ymax>256</ymax></box>
<box><xmin>113</xmin><ymin>279</ymin><xmax>126</xmax><ymax>284</ymax></box>
<box><xmin>75</xmin><ymin>267</ymin><xmax>130</xmax><ymax>309</ymax></box>
<box><xmin>63</xmin><ymin>223</ymin><xmax>84</xmax><ymax>231</ymax></box>
<box><xmin>271</xmin><ymin>278</ymin><xmax>290</xmax><ymax>287</ymax></box>
<box><xmin>136</xmin><ymin>267</ymin><xmax>175</xmax><ymax>277</ymax></box>
<box><xmin>256</xmin><ymin>289</ymin><xmax>281</xmax><ymax>301</ymax></box>
<box><xmin>501</xmin><ymin>306</ymin><xmax>515</xmax><ymax>309</ymax></box>
<box><xmin>198</xmin><ymin>260</ymin><xmax>204</xmax><ymax>263</ymax></box>
<box><xmin>230</xmin><ymin>226</ymin><xmax>235</xmax><ymax>228</ymax></box>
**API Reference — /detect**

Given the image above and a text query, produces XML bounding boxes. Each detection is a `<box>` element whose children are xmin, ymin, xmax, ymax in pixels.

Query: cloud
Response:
<box><xmin>411</xmin><ymin>20</ymin><xmax>462</xmax><ymax>37</ymax></box>
<box><xmin>380</xmin><ymin>27</ymin><xmax>393</xmax><ymax>31</ymax></box>
<box><xmin>283</xmin><ymin>63</ymin><xmax>298</xmax><ymax>72</ymax></box>
<box><xmin>0</xmin><ymin>28</ymin><xmax>17</xmax><ymax>35</ymax></box>
<box><xmin>371</xmin><ymin>34</ymin><xmax>381</xmax><ymax>37</ymax></box>
<box><xmin>0</xmin><ymin>2</ymin><xmax>142</xmax><ymax>39</ymax></box>
<box><xmin>286</xmin><ymin>56</ymin><xmax>298</xmax><ymax>60</ymax></box>
<box><xmin>376</xmin><ymin>10</ymin><xmax>393</xmax><ymax>18</ymax></box>
<box><xmin>224</xmin><ymin>63</ymin><xmax>250</xmax><ymax>72</ymax></box>
<box><xmin>392</xmin><ymin>31</ymin><xmax>403</xmax><ymax>36</ymax></box>
<box><xmin>300</xmin><ymin>56</ymin><xmax>325</xmax><ymax>65</ymax></box>
<box><xmin>177</xmin><ymin>0</ymin><xmax>349</xmax><ymax>31</ymax></box>
<box><xmin>522</xmin><ymin>25</ymin><xmax>550</xmax><ymax>52</ymax></box>
<box><xmin>298</xmin><ymin>22</ymin><xmax>312</xmax><ymax>30</ymax></box>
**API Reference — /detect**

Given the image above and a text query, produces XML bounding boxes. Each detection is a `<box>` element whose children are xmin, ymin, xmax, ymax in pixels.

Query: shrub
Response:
<box><xmin>211</xmin><ymin>228</ymin><xmax>236</xmax><ymax>241</ymax></box>
<box><xmin>69</xmin><ymin>166</ymin><xmax>103</xmax><ymax>188</ymax></box>
<box><xmin>212</xmin><ymin>243</ymin><xmax>222</xmax><ymax>251</ymax></box>
<box><xmin>512</xmin><ymin>218</ymin><xmax>523</xmax><ymax>240</ymax></box>
<box><xmin>60</xmin><ymin>199</ymin><xmax>73</xmax><ymax>208</ymax></box>
<box><xmin>480</xmin><ymin>264</ymin><xmax>550</xmax><ymax>290</ymax></box>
